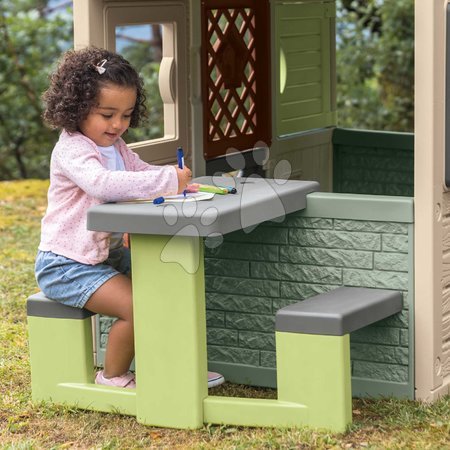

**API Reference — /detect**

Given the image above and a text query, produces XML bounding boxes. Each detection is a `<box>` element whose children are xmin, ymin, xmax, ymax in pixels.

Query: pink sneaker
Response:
<box><xmin>95</xmin><ymin>370</ymin><xmax>136</xmax><ymax>389</ymax></box>
<box><xmin>208</xmin><ymin>371</ymin><xmax>225</xmax><ymax>388</ymax></box>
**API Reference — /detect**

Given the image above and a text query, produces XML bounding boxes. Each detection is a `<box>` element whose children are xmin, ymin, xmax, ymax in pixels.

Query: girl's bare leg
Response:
<box><xmin>84</xmin><ymin>274</ymin><xmax>134</xmax><ymax>378</ymax></box>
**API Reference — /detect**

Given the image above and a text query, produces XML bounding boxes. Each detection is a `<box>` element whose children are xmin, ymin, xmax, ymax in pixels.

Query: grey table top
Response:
<box><xmin>87</xmin><ymin>176</ymin><xmax>319</xmax><ymax>237</ymax></box>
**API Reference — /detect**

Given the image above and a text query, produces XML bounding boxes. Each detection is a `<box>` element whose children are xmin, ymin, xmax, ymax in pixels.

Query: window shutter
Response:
<box><xmin>275</xmin><ymin>1</ymin><xmax>336</xmax><ymax>136</ymax></box>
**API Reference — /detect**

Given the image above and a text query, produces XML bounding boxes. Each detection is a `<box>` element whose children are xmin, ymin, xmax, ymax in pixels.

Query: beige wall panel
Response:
<box><xmin>414</xmin><ymin>0</ymin><xmax>446</xmax><ymax>401</ymax></box>
<box><xmin>188</xmin><ymin>0</ymin><xmax>205</xmax><ymax>176</ymax></box>
<box><xmin>441</xmin><ymin>191</ymin><xmax>450</xmax><ymax>216</ymax></box>
<box><xmin>442</xmin><ymin>266</ymin><xmax>450</xmax><ymax>295</ymax></box>
<box><xmin>442</xmin><ymin>348</ymin><xmax>450</xmax><ymax>378</ymax></box>
<box><xmin>73</xmin><ymin>0</ymin><xmax>105</xmax><ymax>49</ymax></box>
<box><xmin>442</xmin><ymin>313</ymin><xmax>450</xmax><ymax>340</ymax></box>
<box><xmin>443</xmin><ymin>287</ymin><xmax>450</xmax><ymax>314</ymax></box>
<box><xmin>442</xmin><ymin>220</ymin><xmax>450</xmax><ymax>378</ymax></box>
<box><xmin>443</xmin><ymin>217</ymin><xmax>450</xmax><ymax>249</ymax></box>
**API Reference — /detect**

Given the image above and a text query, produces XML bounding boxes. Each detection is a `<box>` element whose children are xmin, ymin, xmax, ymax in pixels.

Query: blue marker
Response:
<box><xmin>153</xmin><ymin>196</ymin><xmax>165</xmax><ymax>205</ymax></box>
<box><xmin>177</xmin><ymin>147</ymin><xmax>187</xmax><ymax>198</ymax></box>
<box><xmin>177</xmin><ymin>147</ymin><xmax>184</xmax><ymax>169</ymax></box>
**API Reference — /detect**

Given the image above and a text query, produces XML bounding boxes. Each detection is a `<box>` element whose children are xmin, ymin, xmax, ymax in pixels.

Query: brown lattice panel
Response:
<box><xmin>201</xmin><ymin>0</ymin><xmax>271</xmax><ymax>160</ymax></box>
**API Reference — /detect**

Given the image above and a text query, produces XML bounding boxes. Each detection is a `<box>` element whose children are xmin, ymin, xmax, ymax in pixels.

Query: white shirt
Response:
<box><xmin>97</xmin><ymin>144</ymin><xmax>126</xmax><ymax>171</ymax></box>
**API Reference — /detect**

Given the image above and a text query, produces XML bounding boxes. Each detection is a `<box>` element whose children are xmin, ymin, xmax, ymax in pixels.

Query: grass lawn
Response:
<box><xmin>1</xmin><ymin>179</ymin><xmax>450</xmax><ymax>449</ymax></box>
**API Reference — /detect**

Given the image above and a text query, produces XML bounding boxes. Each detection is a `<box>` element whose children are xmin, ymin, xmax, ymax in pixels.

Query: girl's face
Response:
<box><xmin>79</xmin><ymin>83</ymin><xmax>137</xmax><ymax>147</ymax></box>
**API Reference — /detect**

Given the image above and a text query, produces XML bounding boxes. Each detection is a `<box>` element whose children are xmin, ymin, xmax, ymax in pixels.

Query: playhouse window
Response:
<box><xmin>115</xmin><ymin>24</ymin><xmax>164</xmax><ymax>143</ymax></box>
<box><xmin>104</xmin><ymin>3</ymin><xmax>187</xmax><ymax>165</ymax></box>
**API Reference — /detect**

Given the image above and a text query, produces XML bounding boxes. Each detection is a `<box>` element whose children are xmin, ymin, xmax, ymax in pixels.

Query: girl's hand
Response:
<box><xmin>176</xmin><ymin>166</ymin><xmax>193</xmax><ymax>193</ymax></box>
<box><xmin>185</xmin><ymin>183</ymin><xmax>199</xmax><ymax>193</ymax></box>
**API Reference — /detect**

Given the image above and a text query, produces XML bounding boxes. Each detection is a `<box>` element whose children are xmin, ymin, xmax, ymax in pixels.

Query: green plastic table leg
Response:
<box><xmin>130</xmin><ymin>234</ymin><xmax>207</xmax><ymax>428</ymax></box>
<box><xmin>276</xmin><ymin>331</ymin><xmax>352</xmax><ymax>432</ymax></box>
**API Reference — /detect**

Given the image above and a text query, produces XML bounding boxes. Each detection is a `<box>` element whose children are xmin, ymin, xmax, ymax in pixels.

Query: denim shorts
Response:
<box><xmin>35</xmin><ymin>247</ymin><xmax>131</xmax><ymax>309</ymax></box>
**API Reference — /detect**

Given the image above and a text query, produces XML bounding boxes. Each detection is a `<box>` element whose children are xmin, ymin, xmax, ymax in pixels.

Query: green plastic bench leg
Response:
<box><xmin>130</xmin><ymin>234</ymin><xmax>207</xmax><ymax>428</ymax></box>
<box><xmin>276</xmin><ymin>331</ymin><xmax>352</xmax><ymax>432</ymax></box>
<box><xmin>27</xmin><ymin>315</ymin><xmax>94</xmax><ymax>402</ymax></box>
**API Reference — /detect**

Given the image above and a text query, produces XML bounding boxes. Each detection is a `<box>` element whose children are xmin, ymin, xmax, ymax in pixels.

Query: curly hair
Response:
<box><xmin>42</xmin><ymin>47</ymin><xmax>147</xmax><ymax>132</ymax></box>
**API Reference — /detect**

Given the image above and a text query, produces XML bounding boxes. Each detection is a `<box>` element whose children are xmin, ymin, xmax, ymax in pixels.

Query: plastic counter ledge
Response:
<box><xmin>87</xmin><ymin>176</ymin><xmax>320</xmax><ymax>236</ymax></box>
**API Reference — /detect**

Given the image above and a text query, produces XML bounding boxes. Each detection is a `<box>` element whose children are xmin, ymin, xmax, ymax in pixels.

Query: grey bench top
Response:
<box><xmin>87</xmin><ymin>176</ymin><xmax>319</xmax><ymax>237</ymax></box>
<box><xmin>27</xmin><ymin>292</ymin><xmax>95</xmax><ymax>319</ymax></box>
<box><xmin>275</xmin><ymin>287</ymin><xmax>403</xmax><ymax>336</ymax></box>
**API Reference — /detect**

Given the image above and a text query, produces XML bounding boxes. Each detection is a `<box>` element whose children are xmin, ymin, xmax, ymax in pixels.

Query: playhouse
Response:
<box><xmin>26</xmin><ymin>0</ymin><xmax>450</xmax><ymax>431</ymax></box>
<box><xmin>73</xmin><ymin>0</ymin><xmax>450</xmax><ymax>403</ymax></box>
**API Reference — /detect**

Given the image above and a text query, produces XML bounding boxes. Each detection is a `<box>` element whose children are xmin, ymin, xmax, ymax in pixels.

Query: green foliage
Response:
<box><xmin>336</xmin><ymin>0</ymin><xmax>414</xmax><ymax>132</ymax></box>
<box><xmin>0</xmin><ymin>0</ymin><xmax>72</xmax><ymax>180</ymax></box>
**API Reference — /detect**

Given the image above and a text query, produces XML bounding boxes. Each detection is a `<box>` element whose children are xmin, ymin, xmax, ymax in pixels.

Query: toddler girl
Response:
<box><xmin>35</xmin><ymin>47</ymin><xmax>224</xmax><ymax>389</ymax></box>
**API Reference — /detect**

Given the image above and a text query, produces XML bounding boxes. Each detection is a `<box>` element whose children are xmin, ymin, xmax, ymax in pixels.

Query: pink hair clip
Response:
<box><xmin>94</xmin><ymin>59</ymin><xmax>107</xmax><ymax>75</ymax></box>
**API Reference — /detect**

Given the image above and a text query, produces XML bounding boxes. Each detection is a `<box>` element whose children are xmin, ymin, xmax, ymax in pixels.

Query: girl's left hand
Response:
<box><xmin>185</xmin><ymin>183</ymin><xmax>199</xmax><ymax>193</ymax></box>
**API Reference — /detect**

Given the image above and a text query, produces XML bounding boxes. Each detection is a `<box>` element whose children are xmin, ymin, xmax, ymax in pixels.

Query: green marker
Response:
<box><xmin>198</xmin><ymin>184</ymin><xmax>228</xmax><ymax>195</ymax></box>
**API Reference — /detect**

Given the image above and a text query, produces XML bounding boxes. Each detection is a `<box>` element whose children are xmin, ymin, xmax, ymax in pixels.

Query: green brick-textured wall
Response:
<box><xmin>205</xmin><ymin>193</ymin><xmax>414</xmax><ymax>399</ymax></box>
<box><xmin>333</xmin><ymin>128</ymin><xmax>414</xmax><ymax>196</ymax></box>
